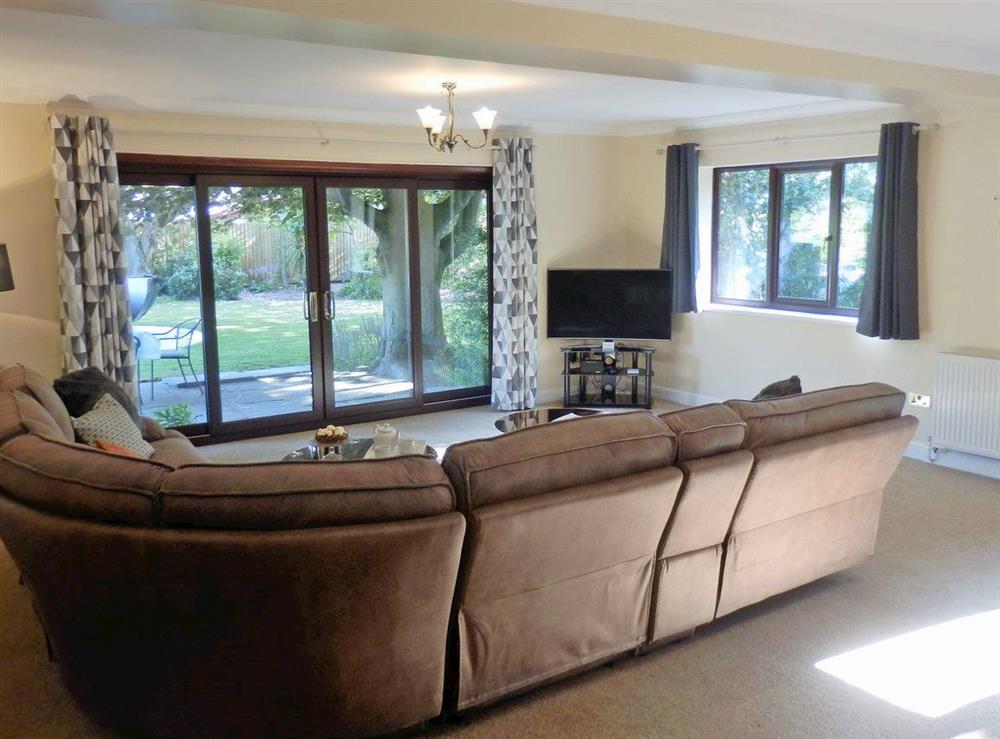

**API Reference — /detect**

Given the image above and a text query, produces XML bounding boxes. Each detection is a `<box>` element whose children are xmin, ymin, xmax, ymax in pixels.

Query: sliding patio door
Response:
<box><xmin>199</xmin><ymin>177</ymin><xmax>325</xmax><ymax>431</ymax></box>
<box><xmin>120</xmin><ymin>159</ymin><xmax>491</xmax><ymax>440</ymax></box>
<box><xmin>320</xmin><ymin>183</ymin><xmax>416</xmax><ymax>412</ymax></box>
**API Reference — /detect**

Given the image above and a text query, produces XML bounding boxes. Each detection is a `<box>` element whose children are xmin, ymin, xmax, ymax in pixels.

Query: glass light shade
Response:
<box><xmin>416</xmin><ymin>106</ymin><xmax>442</xmax><ymax>129</ymax></box>
<box><xmin>430</xmin><ymin>114</ymin><xmax>447</xmax><ymax>135</ymax></box>
<box><xmin>472</xmin><ymin>107</ymin><xmax>498</xmax><ymax>131</ymax></box>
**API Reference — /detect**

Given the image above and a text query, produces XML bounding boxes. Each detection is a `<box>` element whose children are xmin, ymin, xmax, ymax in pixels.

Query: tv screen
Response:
<box><xmin>546</xmin><ymin>268</ymin><xmax>672</xmax><ymax>340</ymax></box>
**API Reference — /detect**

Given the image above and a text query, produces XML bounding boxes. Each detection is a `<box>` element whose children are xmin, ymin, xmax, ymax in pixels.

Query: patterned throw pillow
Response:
<box><xmin>72</xmin><ymin>394</ymin><xmax>155</xmax><ymax>459</ymax></box>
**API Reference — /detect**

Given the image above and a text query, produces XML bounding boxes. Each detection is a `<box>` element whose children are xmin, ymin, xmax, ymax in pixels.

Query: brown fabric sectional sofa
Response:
<box><xmin>0</xmin><ymin>362</ymin><xmax>917</xmax><ymax>738</ymax></box>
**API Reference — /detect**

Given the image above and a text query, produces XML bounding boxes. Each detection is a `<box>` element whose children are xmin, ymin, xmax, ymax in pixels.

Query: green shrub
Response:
<box><xmin>156</xmin><ymin>231</ymin><xmax>247</xmax><ymax>300</ymax></box>
<box><xmin>153</xmin><ymin>402</ymin><xmax>195</xmax><ymax>428</ymax></box>
<box><xmin>332</xmin><ymin>315</ymin><xmax>384</xmax><ymax>371</ymax></box>
<box><xmin>338</xmin><ymin>272</ymin><xmax>383</xmax><ymax>300</ymax></box>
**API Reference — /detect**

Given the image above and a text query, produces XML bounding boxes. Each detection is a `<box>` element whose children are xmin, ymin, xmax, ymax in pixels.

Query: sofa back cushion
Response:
<box><xmin>658</xmin><ymin>404</ymin><xmax>747</xmax><ymax>461</ymax></box>
<box><xmin>0</xmin><ymin>391</ymin><xmax>72</xmax><ymax>444</ymax></box>
<box><xmin>0</xmin><ymin>433</ymin><xmax>165</xmax><ymax>525</ymax></box>
<box><xmin>0</xmin><ymin>364</ymin><xmax>73</xmax><ymax>441</ymax></box>
<box><xmin>716</xmin><ymin>415</ymin><xmax>917</xmax><ymax>617</ymax></box>
<box><xmin>725</xmin><ymin>382</ymin><xmax>905</xmax><ymax>449</ymax></box>
<box><xmin>159</xmin><ymin>457</ymin><xmax>455</xmax><ymax>530</ymax></box>
<box><xmin>442</xmin><ymin>411</ymin><xmax>677</xmax><ymax>511</ymax></box>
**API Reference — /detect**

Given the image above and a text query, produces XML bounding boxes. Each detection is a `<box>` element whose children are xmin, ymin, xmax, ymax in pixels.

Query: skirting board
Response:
<box><xmin>652</xmin><ymin>385</ymin><xmax>722</xmax><ymax>408</ymax></box>
<box><xmin>903</xmin><ymin>441</ymin><xmax>1000</xmax><ymax>481</ymax></box>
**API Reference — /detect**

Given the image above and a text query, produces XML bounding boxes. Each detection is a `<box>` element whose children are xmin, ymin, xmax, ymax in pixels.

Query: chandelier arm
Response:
<box><xmin>455</xmin><ymin>133</ymin><xmax>488</xmax><ymax>151</ymax></box>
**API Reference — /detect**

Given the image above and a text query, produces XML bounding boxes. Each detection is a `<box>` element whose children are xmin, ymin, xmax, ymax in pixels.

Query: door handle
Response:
<box><xmin>303</xmin><ymin>291</ymin><xmax>310</xmax><ymax>320</ymax></box>
<box><xmin>308</xmin><ymin>291</ymin><xmax>319</xmax><ymax>323</ymax></box>
<box><xmin>323</xmin><ymin>291</ymin><xmax>335</xmax><ymax>321</ymax></box>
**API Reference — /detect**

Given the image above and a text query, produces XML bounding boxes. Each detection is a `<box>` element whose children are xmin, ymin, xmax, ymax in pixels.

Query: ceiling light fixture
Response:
<box><xmin>416</xmin><ymin>82</ymin><xmax>497</xmax><ymax>153</ymax></box>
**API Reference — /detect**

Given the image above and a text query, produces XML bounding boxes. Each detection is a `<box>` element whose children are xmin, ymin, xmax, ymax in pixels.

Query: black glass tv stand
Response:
<box><xmin>560</xmin><ymin>343</ymin><xmax>655</xmax><ymax>409</ymax></box>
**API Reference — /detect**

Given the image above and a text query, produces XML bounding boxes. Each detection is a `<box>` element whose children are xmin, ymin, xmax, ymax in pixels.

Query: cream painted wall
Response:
<box><xmin>618</xmin><ymin>102</ymin><xmax>1000</xmax><ymax>439</ymax></box>
<box><xmin>3</xmin><ymin>97</ymin><xmax>998</xmax><ymax>435</ymax></box>
<box><xmin>0</xmin><ymin>104</ymin><xmax>61</xmax><ymax>377</ymax></box>
<box><xmin>0</xmin><ymin>102</ymin><xmax>623</xmax><ymax>394</ymax></box>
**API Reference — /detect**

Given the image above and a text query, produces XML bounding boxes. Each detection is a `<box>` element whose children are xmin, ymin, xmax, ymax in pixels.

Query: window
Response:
<box><xmin>119</xmin><ymin>157</ymin><xmax>491</xmax><ymax>438</ymax></box>
<box><xmin>712</xmin><ymin>158</ymin><xmax>877</xmax><ymax>315</ymax></box>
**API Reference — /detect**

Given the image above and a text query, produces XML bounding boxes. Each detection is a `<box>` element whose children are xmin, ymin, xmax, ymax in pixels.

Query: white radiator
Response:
<box><xmin>931</xmin><ymin>353</ymin><xmax>1000</xmax><ymax>461</ymax></box>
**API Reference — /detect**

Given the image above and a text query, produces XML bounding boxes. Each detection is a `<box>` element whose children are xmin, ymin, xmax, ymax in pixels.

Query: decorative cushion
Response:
<box><xmin>54</xmin><ymin>367</ymin><xmax>142</xmax><ymax>429</ymax></box>
<box><xmin>72</xmin><ymin>394</ymin><xmax>154</xmax><ymax>459</ymax></box>
<box><xmin>753</xmin><ymin>375</ymin><xmax>803</xmax><ymax>400</ymax></box>
<box><xmin>94</xmin><ymin>439</ymin><xmax>143</xmax><ymax>458</ymax></box>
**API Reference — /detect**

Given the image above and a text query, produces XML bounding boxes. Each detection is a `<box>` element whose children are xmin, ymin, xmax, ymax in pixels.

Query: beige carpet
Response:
<box><xmin>2</xmin><ymin>408</ymin><xmax>999</xmax><ymax>738</ymax></box>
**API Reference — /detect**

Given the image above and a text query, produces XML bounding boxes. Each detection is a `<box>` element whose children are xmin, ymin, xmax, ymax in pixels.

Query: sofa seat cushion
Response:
<box><xmin>159</xmin><ymin>457</ymin><xmax>455</xmax><ymax>530</ymax></box>
<box><xmin>0</xmin><ymin>365</ymin><xmax>73</xmax><ymax>441</ymax></box>
<box><xmin>725</xmin><ymin>382</ymin><xmax>905</xmax><ymax>449</ymax></box>
<box><xmin>442</xmin><ymin>411</ymin><xmax>677</xmax><ymax>511</ymax></box>
<box><xmin>149</xmin><ymin>435</ymin><xmax>208</xmax><ymax>467</ymax></box>
<box><xmin>0</xmin><ymin>434</ymin><xmax>166</xmax><ymax>525</ymax></box>
<box><xmin>658</xmin><ymin>404</ymin><xmax>747</xmax><ymax>461</ymax></box>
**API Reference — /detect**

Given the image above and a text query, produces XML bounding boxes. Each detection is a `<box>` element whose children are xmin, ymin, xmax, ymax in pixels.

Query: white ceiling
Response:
<box><xmin>516</xmin><ymin>0</ymin><xmax>1000</xmax><ymax>75</ymax></box>
<box><xmin>0</xmin><ymin>7</ymin><xmax>893</xmax><ymax>135</ymax></box>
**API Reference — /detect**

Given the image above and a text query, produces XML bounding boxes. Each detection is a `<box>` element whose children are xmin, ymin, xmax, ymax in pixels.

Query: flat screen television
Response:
<box><xmin>546</xmin><ymin>268</ymin><xmax>672</xmax><ymax>340</ymax></box>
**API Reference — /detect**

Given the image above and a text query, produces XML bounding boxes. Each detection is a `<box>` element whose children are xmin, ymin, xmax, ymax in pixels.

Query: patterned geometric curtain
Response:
<box><xmin>50</xmin><ymin>115</ymin><xmax>136</xmax><ymax>395</ymax></box>
<box><xmin>491</xmin><ymin>138</ymin><xmax>538</xmax><ymax>411</ymax></box>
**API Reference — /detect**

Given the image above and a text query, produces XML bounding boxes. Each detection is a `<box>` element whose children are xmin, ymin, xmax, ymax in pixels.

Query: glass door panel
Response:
<box><xmin>325</xmin><ymin>187</ymin><xmax>414</xmax><ymax>407</ymax></box>
<box><xmin>120</xmin><ymin>183</ymin><xmax>208</xmax><ymax>428</ymax></box>
<box><xmin>777</xmin><ymin>169</ymin><xmax>833</xmax><ymax>302</ymax></box>
<box><xmin>837</xmin><ymin>161</ymin><xmax>878</xmax><ymax>309</ymax></box>
<box><xmin>417</xmin><ymin>189</ymin><xmax>490</xmax><ymax>394</ymax></box>
<box><xmin>206</xmin><ymin>184</ymin><xmax>317</xmax><ymax>422</ymax></box>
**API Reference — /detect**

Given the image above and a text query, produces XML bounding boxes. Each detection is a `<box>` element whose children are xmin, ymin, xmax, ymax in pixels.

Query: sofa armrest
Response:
<box><xmin>140</xmin><ymin>416</ymin><xmax>169</xmax><ymax>441</ymax></box>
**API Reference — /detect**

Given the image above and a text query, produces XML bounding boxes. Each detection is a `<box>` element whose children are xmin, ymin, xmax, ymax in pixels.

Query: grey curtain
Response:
<box><xmin>491</xmin><ymin>138</ymin><xmax>538</xmax><ymax>411</ymax></box>
<box><xmin>660</xmin><ymin>143</ymin><xmax>699</xmax><ymax>313</ymax></box>
<box><xmin>857</xmin><ymin>122</ymin><xmax>920</xmax><ymax>340</ymax></box>
<box><xmin>50</xmin><ymin>115</ymin><xmax>137</xmax><ymax>394</ymax></box>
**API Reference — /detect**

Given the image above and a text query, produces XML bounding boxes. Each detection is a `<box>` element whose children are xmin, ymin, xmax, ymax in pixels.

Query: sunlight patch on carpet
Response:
<box><xmin>815</xmin><ymin>608</ymin><xmax>1000</xmax><ymax>718</ymax></box>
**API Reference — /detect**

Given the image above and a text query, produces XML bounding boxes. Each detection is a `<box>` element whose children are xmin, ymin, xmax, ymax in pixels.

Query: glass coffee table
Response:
<box><xmin>283</xmin><ymin>437</ymin><xmax>438</xmax><ymax>462</ymax></box>
<box><xmin>495</xmin><ymin>407</ymin><xmax>601</xmax><ymax>433</ymax></box>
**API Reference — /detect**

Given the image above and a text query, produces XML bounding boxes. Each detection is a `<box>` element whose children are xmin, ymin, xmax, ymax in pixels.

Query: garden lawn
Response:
<box><xmin>136</xmin><ymin>294</ymin><xmax>381</xmax><ymax>379</ymax></box>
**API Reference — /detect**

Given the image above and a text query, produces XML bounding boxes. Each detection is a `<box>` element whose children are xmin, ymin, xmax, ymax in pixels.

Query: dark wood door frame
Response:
<box><xmin>119</xmin><ymin>155</ymin><xmax>493</xmax><ymax>445</ymax></box>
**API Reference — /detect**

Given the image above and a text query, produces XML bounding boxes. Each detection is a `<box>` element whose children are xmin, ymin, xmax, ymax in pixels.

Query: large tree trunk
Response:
<box><xmin>370</xmin><ymin>189</ymin><xmax>411</xmax><ymax>379</ymax></box>
<box><xmin>419</xmin><ymin>191</ymin><xmax>483</xmax><ymax>381</ymax></box>
<box><xmin>331</xmin><ymin>188</ymin><xmax>483</xmax><ymax>382</ymax></box>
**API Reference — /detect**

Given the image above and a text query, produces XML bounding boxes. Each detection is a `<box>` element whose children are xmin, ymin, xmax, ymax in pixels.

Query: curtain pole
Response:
<box><xmin>655</xmin><ymin>123</ymin><xmax>939</xmax><ymax>155</ymax></box>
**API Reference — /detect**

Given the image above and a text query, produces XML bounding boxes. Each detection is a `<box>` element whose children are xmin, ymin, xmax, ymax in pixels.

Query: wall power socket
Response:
<box><xmin>908</xmin><ymin>393</ymin><xmax>931</xmax><ymax>408</ymax></box>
